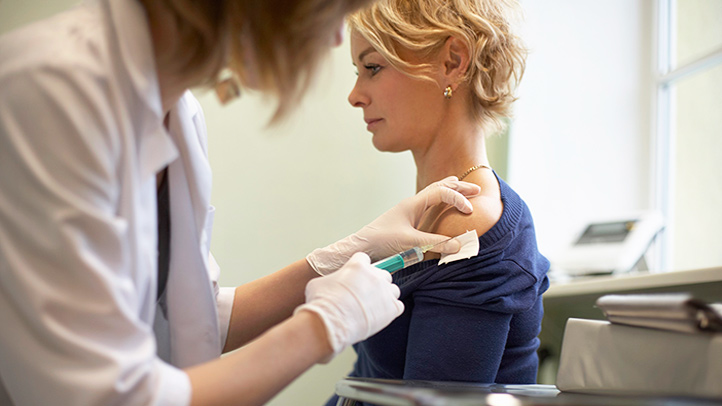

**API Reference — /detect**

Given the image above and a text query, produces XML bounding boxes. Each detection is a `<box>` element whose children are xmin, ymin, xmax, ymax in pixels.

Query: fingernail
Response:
<box><xmin>464</xmin><ymin>200</ymin><xmax>473</xmax><ymax>213</ymax></box>
<box><xmin>442</xmin><ymin>240</ymin><xmax>461</xmax><ymax>253</ymax></box>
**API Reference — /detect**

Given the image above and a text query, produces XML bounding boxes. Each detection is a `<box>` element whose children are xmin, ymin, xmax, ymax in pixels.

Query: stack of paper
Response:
<box><xmin>595</xmin><ymin>293</ymin><xmax>722</xmax><ymax>334</ymax></box>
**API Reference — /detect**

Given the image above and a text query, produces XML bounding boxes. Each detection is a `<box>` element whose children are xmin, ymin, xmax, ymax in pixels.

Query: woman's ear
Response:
<box><xmin>441</xmin><ymin>36</ymin><xmax>470</xmax><ymax>85</ymax></box>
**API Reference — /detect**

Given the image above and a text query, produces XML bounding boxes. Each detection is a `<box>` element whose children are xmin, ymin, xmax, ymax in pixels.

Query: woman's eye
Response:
<box><xmin>365</xmin><ymin>64</ymin><xmax>382</xmax><ymax>76</ymax></box>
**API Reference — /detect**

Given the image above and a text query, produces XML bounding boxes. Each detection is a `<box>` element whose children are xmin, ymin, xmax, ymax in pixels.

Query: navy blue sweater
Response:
<box><xmin>326</xmin><ymin>174</ymin><xmax>549</xmax><ymax>405</ymax></box>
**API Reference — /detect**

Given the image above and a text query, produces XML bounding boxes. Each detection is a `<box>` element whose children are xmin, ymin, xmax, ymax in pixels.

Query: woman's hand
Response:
<box><xmin>306</xmin><ymin>177</ymin><xmax>481</xmax><ymax>275</ymax></box>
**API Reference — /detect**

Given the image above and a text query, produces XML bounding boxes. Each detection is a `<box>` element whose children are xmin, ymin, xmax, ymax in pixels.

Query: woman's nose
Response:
<box><xmin>348</xmin><ymin>82</ymin><xmax>368</xmax><ymax>108</ymax></box>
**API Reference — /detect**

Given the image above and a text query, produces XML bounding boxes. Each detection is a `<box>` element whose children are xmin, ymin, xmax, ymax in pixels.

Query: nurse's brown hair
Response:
<box><xmin>158</xmin><ymin>0</ymin><xmax>370</xmax><ymax>122</ymax></box>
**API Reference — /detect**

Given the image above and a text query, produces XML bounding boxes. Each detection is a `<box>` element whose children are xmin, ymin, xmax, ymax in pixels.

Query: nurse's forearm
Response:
<box><xmin>223</xmin><ymin>259</ymin><xmax>318</xmax><ymax>352</ymax></box>
<box><xmin>187</xmin><ymin>310</ymin><xmax>332</xmax><ymax>406</ymax></box>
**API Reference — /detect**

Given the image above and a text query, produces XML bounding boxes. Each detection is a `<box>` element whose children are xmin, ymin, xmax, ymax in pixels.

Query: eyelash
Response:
<box><xmin>365</xmin><ymin>64</ymin><xmax>382</xmax><ymax>76</ymax></box>
<box><xmin>355</xmin><ymin>64</ymin><xmax>382</xmax><ymax>77</ymax></box>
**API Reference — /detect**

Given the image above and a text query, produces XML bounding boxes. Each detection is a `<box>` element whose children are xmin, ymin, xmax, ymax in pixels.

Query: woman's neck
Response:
<box><xmin>412</xmin><ymin>120</ymin><xmax>490</xmax><ymax>192</ymax></box>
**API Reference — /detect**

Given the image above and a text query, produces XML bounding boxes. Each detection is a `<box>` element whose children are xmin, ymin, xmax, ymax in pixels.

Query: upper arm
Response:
<box><xmin>0</xmin><ymin>66</ymin><xmax>126</xmax><ymax>293</ymax></box>
<box><xmin>422</xmin><ymin>194</ymin><xmax>502</xmax><ymax>260</ymax></box>
<box><xmin>438</xmin><ymin>194</ymin><xmax>503</xmax><ymax>236</ymax></box>
<box><xmin>403</xmin><ymin>299</ymin><xmax>512</xmax><ymax>382</ymax></box>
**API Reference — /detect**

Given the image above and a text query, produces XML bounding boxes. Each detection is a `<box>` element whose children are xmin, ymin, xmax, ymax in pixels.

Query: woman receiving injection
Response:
<box><xmin>325</xmin><ymin>0</ymin><xmax>550</xmax><ymax>404</ymax></box>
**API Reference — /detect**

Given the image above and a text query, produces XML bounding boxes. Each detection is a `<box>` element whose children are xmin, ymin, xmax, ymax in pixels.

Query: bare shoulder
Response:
<box><xmin>422</xmin><ymin>171</ymin><xmax>503</xmax><ymax>246</ymax></box>
<box><xmin>434</xmin><ymin>194</ymin><xmax>502</xmax><ymax>240</ymax></box>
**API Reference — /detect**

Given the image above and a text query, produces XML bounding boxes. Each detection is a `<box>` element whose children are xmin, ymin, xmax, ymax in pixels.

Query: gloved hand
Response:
<box><xmin>306</xmin><ymin>176</ymin><xmax>481</xmax><ymax>275</ymax></box>
<box><xmin>295</xmin><ymin>252</ymin><xmax>404</xmax><ymax>358</ymax></box>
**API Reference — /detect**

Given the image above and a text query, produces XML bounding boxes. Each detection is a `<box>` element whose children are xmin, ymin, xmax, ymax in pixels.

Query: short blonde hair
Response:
<box><xmin>348</xmin><ymin>0</ymin><xmax>527</xmax><ymax>136</ymax></box>
<box><xmin>159</xmin><ymin>0</ymin><xmax>370</xmax><ymax>122</ymax></box>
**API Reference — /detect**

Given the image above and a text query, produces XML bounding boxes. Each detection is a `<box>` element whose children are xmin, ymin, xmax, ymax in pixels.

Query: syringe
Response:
<box><xmin>372</xmin><ymin>237</ymin><xmax>454</xmax><ymax>274</ymax></box>
<box><xmin>372</xmin><ymin>246</ymin><xmax>428</xmax><ymax>273</ymax></box>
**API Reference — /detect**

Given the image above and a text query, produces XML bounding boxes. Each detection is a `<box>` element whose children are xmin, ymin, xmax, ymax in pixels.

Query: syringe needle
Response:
<box><xmin>420</xmin><ymin>236</ymin><xmax>456</xmax><ymax>253</ymax></box>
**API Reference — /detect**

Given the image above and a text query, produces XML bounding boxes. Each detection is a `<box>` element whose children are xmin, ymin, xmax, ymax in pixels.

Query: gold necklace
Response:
<box><xmin>458</xmin><ymin>164</ymin><xmax>490</xmax><ymax>181</ymax></box>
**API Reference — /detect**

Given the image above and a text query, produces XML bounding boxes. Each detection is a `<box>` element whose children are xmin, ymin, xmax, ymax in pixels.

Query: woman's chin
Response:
<box><xmin>371</xmin><ymin>136</ymin><xmax>405</xmax><ymax>153</ymax></box>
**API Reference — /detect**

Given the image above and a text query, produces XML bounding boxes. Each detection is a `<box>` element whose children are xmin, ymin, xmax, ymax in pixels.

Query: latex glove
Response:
<box><xmin>295</xmin><ymin>252</ymin><xmax>404</xmax><ymax>358</ymax></box>
<box><xmin>306</xmin><ymin>176</ymin><xmax>481</xmax><ymax>275</ymax></box>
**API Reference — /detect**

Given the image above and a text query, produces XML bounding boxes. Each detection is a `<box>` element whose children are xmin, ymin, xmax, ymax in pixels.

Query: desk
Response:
<box><xmin>334</xmin><ymin>378</ymin><xmax>722</xmax><ymax>406</ymax></box>
<box><xmin>539</xmin><ymin>267</ymin><xmax>722</xmax><ymax>383</ymax></box>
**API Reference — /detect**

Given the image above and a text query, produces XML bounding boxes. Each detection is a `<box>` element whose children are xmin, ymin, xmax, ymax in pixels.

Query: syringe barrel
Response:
<box><xmin>373</xmin><ymin>247</ymin><xmax>424</xmax><ymax>273</ymax></box>
<box><xmin>373</xmin><ymin>254</ymin><xmax>404</xmax><ymax>273</ymax></box>
<box><xmin>398</xmin><ymin>246</ymin><xmax>424</xmax><ymax>268</ymax></box>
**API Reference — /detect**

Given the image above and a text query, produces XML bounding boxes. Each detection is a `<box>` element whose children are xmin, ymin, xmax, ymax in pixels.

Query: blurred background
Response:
<box><xmin>2</xmin><ymin>0</ymin><xmax>720</xmax><ymax>404</ymax></box>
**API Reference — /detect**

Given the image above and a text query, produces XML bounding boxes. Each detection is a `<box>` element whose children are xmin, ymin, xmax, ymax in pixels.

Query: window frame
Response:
<box><xmin>653</xmin><ymin>0</ymin><xmax>722</xmax><ymax>271</ymax></box>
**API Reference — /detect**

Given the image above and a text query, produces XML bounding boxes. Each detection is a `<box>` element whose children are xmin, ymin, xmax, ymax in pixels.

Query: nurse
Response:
<box><xmin>0</xmin><ymin>0</ymin><xmax>481</xmax><ymax>405</ymax></box>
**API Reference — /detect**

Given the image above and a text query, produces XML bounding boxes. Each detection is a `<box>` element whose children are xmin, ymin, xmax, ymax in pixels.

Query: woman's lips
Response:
<box><xmin>365</xmin><ymin>118</ymin><xmax>383</xmax><ymax>131</ymax></box>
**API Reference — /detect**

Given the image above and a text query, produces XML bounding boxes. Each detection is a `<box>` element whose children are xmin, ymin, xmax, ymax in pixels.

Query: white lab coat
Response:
<box><xmin>0</xmin><ymin>0</ymin><xmax>234</xmax><ymax>404</ymax></box>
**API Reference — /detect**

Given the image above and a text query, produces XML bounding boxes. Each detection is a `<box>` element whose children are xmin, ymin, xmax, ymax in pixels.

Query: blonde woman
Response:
<box><xmin>327</xmin><ymin>0</ymin><xmax>549</xmax><ymax>402</ymax></box>
<box><xmin>0</xmin><ymin>0</ymin><xmax>484</xmax><ymax>405</ymax></box>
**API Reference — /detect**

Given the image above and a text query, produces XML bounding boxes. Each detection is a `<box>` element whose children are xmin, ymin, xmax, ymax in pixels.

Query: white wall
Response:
<box><xmin>511</xmin><ymin>0</ymin><xmax>654</xmax><ymax>262</ymax></box>
<box><xmin>0</xmin><ymin>0</ymin><xmax>79</xmax><ymax>31</ymax></box>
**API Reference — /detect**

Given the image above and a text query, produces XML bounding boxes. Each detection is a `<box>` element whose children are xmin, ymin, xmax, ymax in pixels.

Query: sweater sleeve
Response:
<box><xmin>403</xmin><ymin>297</ymin><xmax>512</xmax><ymax>382</ymax></box>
